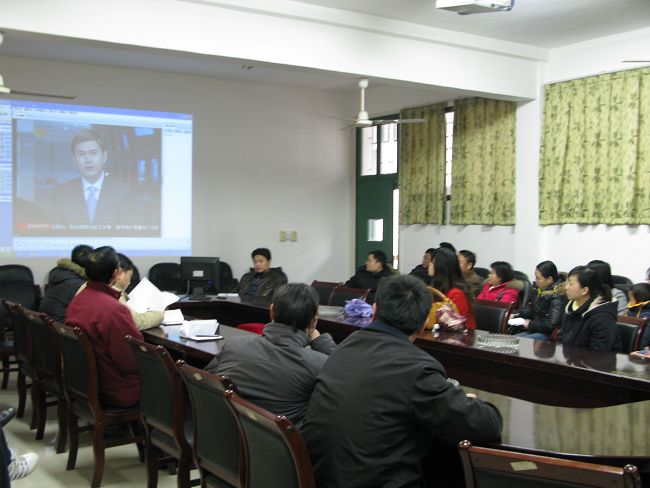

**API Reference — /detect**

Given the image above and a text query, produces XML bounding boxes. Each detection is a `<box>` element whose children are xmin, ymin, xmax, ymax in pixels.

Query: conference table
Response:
<box><xmin>147</xmin><ymin>296</ymin><xmax>650</xmax><ymax>484</ymax></box>
<box><xmin>164</xmin><ymin>295</ymin><xmax>650</xmax><ymax>408</ymax></box>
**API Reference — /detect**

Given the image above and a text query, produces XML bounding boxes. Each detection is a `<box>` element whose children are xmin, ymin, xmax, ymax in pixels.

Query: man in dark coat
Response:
<box><xmin>39</xmin><ymin>244</ymin><xmax>92</xmax><ymax>322</ymax></box>
<box><xmin>237</xmin><ymin>247</ymin><xmax>287</xmax><ymax>298</ymax></box>
<box><xmin>344</xmin><ymin>249</ymin><xmax>393</xmax><ymax>290</ymax></box>
<box><xmin>302</xmin><ymin>275</ymin><xmax>503</xmax><ymax>488</ymax></box>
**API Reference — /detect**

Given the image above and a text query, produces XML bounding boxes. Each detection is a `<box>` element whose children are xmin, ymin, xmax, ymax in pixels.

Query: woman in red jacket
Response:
<box><xmin>477</xmin><ymin>261</ymin><xmax>520</xmax><ymax>304</ymax></box>
<box><xmin>428</xmin><ymin>248</ymin><xmax>476</xmax><ymax>330</ymax></box>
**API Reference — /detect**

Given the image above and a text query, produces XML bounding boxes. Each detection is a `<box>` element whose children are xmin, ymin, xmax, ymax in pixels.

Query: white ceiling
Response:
<box><xmin>295</xmin><ymin>0</ymin><xmax>650</xmax><ymax>49</ymax></box>
<box><xmin>0</xmin><ymin>0</ymin><xmax>648</xmax><ymax>93</ymax></box>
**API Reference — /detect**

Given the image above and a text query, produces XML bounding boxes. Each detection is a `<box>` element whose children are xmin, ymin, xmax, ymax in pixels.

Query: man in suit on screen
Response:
<box><xmin>50</xmin><ymin>129</ymin><xmax>130</xmax><ymax>226</ymax></box>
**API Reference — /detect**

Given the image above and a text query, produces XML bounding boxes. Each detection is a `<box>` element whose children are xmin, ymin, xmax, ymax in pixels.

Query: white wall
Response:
<box><xmin>401</xmin><ymin>28</ymin><xmax>650</xmax><ymax>283</ymax></box>
<box><xmin>0</xmin><ymin>55</ymin><xmax>355</xmax><ymax>286</ymax></box>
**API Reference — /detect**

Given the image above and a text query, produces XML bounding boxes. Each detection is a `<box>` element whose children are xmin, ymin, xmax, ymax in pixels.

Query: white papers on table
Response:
<box><xmin>179</xmin><ymin>319</ymin><xmax>220</xmax><ymax>338</ymax></box>
<box><xmin>127</xmin><ymin>277</ymin><xmax>179</xmax><ymax>313</ymax></box>
<box><xmin>217</xmin><ymin>293</ymin><xmax>239</xmax><ymax>298</ymax></box>
<box><xmin>162</xmin><ymin>309</ymin><xmax>185</xmax><ymax>325</ymax></box>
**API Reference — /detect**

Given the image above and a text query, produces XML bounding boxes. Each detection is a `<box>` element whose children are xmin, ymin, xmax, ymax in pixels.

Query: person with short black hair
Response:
<box><xmin>559</xmin><ymin>265</ymin><xmax>621</xmax><ymax>351</ymax></box>
<box><xmin>587</xmin><ymin>260</ymin><xmax>628</xmax><ymax>314</ymax></box>
<box><xmin>236</xmin><ymin>247</ymin><xmax>288</xmax><ymax>298</ymax></box>
<box><xmin>627</xmin><ymin>283</ymin><xmax>650</xmax><ymax>348</ymax></box>
<box><xmin>205</xmin><ymin>283</ymin><xmax>335</xmax><ymax>426</ymax></box>
<box><xmin>344</xmin><ymin>249</ymin><xmax>393</xmax><ymax>291</ymax></box>
<box><xmin>65</xmin><ymin>246</ymin><xmax>143</xmax><ymax>407</ymax></box>
<box><xmin>50</xmin><ymin>129</ymin><xmax>131</xmax><ymax>225</ymax></box>
<box><xmin>39</xmin><ymin>244</ymin><xmax>93</xmax><ymax>322</ymax></box>
<box><xmin>517</xmin><ymin>260</ymin><xmax>567</xmax><ymax>341</ymax></box>
<box><xmin>409</xmin><ymin>248</ymin><xmax>436</xmax><ymax>284</ymax></box>
<box><xmin>458</xmin><ymin>249</ymin><xmax>483</xmax><ymax>298</ymax></box>
<box><xmin>476</xmin><ymin>260</ymin><xmax>522</xmax><ymax>304</ymax></box>
<box><xmin>302</xmin><ymin>275</ymin><xmax>502</xmax><ymax>488</ymax></box>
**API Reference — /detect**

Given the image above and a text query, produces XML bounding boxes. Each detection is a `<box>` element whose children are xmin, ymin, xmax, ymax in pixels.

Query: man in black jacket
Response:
<box><xmin>39</xmin><ymin>244</ymin><xmax>92</xmax><ymax>322</ymax></box>
<box><xmin>205</xmin><ymin>283</ymin><xmax>335</xmax><ymax>426</ymax></box>
<box><xmin>344</xmin><ymin>249</ymin><xmax>393</xmax><ymax>290</ymax></box>
<box><xmin>302</xmin><ymin>275</ymin><xmax>502</xmax><ymax>488</ymax></box>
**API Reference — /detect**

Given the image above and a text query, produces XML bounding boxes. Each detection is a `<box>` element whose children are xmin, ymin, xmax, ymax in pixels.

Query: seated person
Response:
<box><xmin>205</xmin><ymin>283</ymin><xmax>335</xmax><ymax>426</ymax></box>
<box><xmin>39</xmin><ymin>244</ymin><xmax>92</xmax><ymax>322</ymax></box>
<box><xmin>237</xmin><ymin>248</ymin><xmax>287</xmax><ymax>298</ymax></box>
<box><xmin>516</xmin><ymin>260</ymin><xmax>567</xmax><ymax>341</ymax></box>
<box><xmin>559</xmin><ymin>265</ymin><xmax>621</xmax><ymax>352</ymax></box>
<box><xmin>626</xmin><ymin>282</ymin><xmax>650</xmax><ymax>348</ymax></box>
<box><xmin>65</xmin><ymin>246</ymin><xmax>144</xmax><ymax>408</ymax></box>
<box><xmin>587</xmin><ymin>260</ymin><xmax>628</xmax><ymax>314</ymax></box>
<box><xmin>302</xmin><ymin>275</ymin><xmax>502</xmax><ymax>488</ymax></box>
<box><xmin>344</xmin><ymin>250</ymin><xmax>393</xmax><ymax>290</ymax></box>
<box><xmin>409</xmin><ymin>248</ymin><xmax>435</xmax><ymax>284</ymax></box>
<box><xmin>457</xmin><ymin>249</ymin><xmax>483</xmax><ymax>298</ymax></box>
<box><xmin>476</xmin><ymin>261</ymin><xmax>522</xmax><ymax>304</ymax></box>
<box><xmin>428</xmin><ymin>248</ymin><xmax>475</xmax><ymax>330</ymax></box>
<box><xmin>114</xmin><ymin>253</ymin><xmax>164</xmax><ymax>330</ymax></box>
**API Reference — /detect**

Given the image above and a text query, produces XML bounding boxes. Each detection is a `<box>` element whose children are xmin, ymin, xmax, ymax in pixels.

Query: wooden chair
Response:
<box><xmin>474</xmin><ymin>300</ymin><xmax>512</xmax><ymax>334</ymax></box>
<box><xmin>329</xmin><ymin>286</ymin><xmax>370</xmax><ymax>307</ymax></box>
<box><xmin>53</xmin><ymin>322</ymin><xmax>145</xmax><ymax>488</ymax></box>
<box><xmin>2</xmin><ymin>301</ymin><xmax>36</xmax><ymax>425</ymax></box>
<box><xmin>21</xmin><ymin>309</ymin><xmax>67</xmax><ymax>453</ymax></box>
<box><xmin>458</xmin><ymin>440</ymin><xmax>641</xmax><ymax>487</ymax></box>
<box><xmin>177</xmin><ymin>362</ymin><xmax>245</xmax><ymax>488</ymax></box>
<box><xmin>616</xmin><ymin>316</ymin><xmax>647</xmax><ymax>354</ymax></box>
<box><xmin>226</xmin><ymin>391</ymin><xmax>315</xmax><ymax>488</ymax></box>
<box><xmin>310</xmin><ymin>281</ymin><xmax>341</xmax><ymax>306</ymax></box>
<box><xmin>125</xmin><ymin>336</ymin><xmax>199</xmax><ymax>488</ymax></box>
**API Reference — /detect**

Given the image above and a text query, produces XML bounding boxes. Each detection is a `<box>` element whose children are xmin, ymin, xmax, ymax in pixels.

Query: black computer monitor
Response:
<box><xmin>180</xmin><ymin>256</ymin><xmax>220</xmax><ymax>300</ymax></box>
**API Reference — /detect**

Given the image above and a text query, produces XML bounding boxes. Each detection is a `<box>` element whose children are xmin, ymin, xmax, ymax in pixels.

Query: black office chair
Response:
<box><xmin>473</xmin><ymin>267</ymin><xmax>490</xmax><ymax>280</ymax></box>
<box><xmin>612</xmin><ymin>275</ymin><xmax>633</xmax><ymax>286</ymax></box>
<box><xmin>310</xmin><ymin>281</ymin><xmax>341</xmax><ymax>306</ymax></box>
<box><xmin>474</xmin><ymin>300</ymin><xmax>512</xmax><ymax>334</ymax></box>
<box><xmin>0</xmin><ymin>264</ymin><xmax>41</xmax><ymax>330</ymax></box>
<box><xmin>458</xmin><ymin>440</ymin><xmax>641</xmax><ymax>488</ymax></box>
<box><xmin>218</xmin><ymin>262</ymin><xmax>238</xmax><ymax>293</ymax></box>
<box><xmin>329</xmin><ymin>286</ymin><xmax>370</xmax><ymax>307</ymax></box>
<box><xmin>149</xmin><ymin>262</ymin><xmax>183</xmax><ymax>293</ymax></box>
<box><xmin>617</xmin><ymin>316</ymin><xmax>647</xmax><ymax>354</ymax></box>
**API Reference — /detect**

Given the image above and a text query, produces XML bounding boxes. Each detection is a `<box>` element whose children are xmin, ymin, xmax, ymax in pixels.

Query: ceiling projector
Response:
<box><xmin>436</xmin><ymin>0</ymin><xmax>514</xmax><ymax>15</ymax></box>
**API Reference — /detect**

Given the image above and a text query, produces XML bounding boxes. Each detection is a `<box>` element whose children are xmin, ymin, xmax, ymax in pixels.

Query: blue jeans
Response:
<box><xmin>517</xmin><ymin>331</ymin><xmax>550</xmax><ymax>341</ymax></box>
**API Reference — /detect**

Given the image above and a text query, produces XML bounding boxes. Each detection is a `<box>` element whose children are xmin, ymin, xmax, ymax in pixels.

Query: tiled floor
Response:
<box><xmin>1</xmin><ymin>378</ymin><xmax>187</xmax><ymax>487</ymax></box>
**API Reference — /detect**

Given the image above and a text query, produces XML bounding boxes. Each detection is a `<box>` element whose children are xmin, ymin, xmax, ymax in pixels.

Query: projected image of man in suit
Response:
<box><xmin>50</xmin><ymin>129</ymin><xmax>130</xmax><ymax>226</ymax></box>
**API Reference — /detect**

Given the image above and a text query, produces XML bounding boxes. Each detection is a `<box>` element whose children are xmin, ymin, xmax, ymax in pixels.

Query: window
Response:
<box><xmin>359</xmin><ymin>121</ymin><xmax>398</xmax><ymax>176</ymax></box>
<box><xmin>445</xmin><ymin>110</ymin><xmax>454</xmax><ymax>197</ymax></box>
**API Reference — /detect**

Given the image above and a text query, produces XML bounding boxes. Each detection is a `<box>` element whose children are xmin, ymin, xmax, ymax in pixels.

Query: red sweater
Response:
<box><xmin>447</xmin><ymin>288</ymin><xmax>476</xmax><ymax>330</ymax></box>
<box><xmin>65</xmin><ymin>281</ymin><xmax>144</xmax><ymax>407</ymax></box>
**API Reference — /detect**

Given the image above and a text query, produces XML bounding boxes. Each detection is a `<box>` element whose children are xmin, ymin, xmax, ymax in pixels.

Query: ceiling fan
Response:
<box><xmin>0</xmin><ymin>75</ymin><xmax>76</xmax><ymax>100</ymax></box>
<box><xmin>0</xmin><ymin>32</ymin><xmax>76</xmax><ymax>100</ymax></box>
<box><xmin>338</xmin><ymin>78</ymin><xmax>425</xmax><ymax>129</ymax></box>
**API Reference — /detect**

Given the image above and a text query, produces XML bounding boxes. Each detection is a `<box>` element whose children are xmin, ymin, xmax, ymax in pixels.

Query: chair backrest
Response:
<box><xmin>219</xmin><ymin>261</ymin><xmax>238</xmax><ymax>293</ymax></box>
<box><xmin>23</xmin><ymin>311</ymin><xmax>63</xmax><ymax>390</ymax></box>
<box><xmin>0</xmin><ymin>265</ymin><xmax>39</xmax><ymax>327</ymax></box>
<box><xmin>512</xmin><ymin>271</ymin><xmax>532</xmax><ymax>309</ymax></box>
<box><xmin>310</xmin><ymin>281</ymin><xmax>341</xmax><ymax>306</ymax></box>
<box><xmin>616</xmin><ymin>316</ymin><xmax>647</xmax><ymax>354</ymax></box>
<box><xmin>227</xmin><ymin>391</ymin><xmax>315</xmax><ymax>488</ymax></box>
<box><xmin>474</xmin><ymin>267</ymin><xmax>490</xmax><ymax>280</ymax></box>
<box><xmin>458</xmin><ymin>440</ymin><xmax>641</xmax><ymax>488</ymax></box>
<box><xmin>329</xmin><ymin>286</ymin><xmax>370</xmax><ymax>307</ymax></box>
<box><xmin>125</xmin><ymin>336</ymin><xmax>186</xmax><ymax>445</ymax></box>
<box><xmin>177</xmin><ymin>362</ymin><xmax>244</xmax><ymax>487</ymax></box>
<box><xmin>148</xmin><ymin>262</ymin><xmax>183</xmax><ymax>293</ymax></box>
<box><xmin>612</xmin><ymin>275</ymin><xmax>633</xmax><ymax>286</ymax></box>
<box><xmin>2</xmin><ymin>301</ymin><xmax>32</xmax><ymax>366</ymax></box>
<box><xmin>474</xmin><ymin>300</ymin><xmax>512</xmax><ymax>334</ymax></box>
<box><xmin>52</xmin><ymin>322</ymin><xmax>97</xmax><ymax>410</ymax></box>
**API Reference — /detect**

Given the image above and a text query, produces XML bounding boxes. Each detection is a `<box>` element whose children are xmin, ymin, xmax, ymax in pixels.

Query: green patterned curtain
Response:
<box><xmin>450</xmin><ymin>98</ymin><xmax>516</xmax><ymax>225</ymax></box>
<box><xmin>539</xmin><ymin>67</ymin><xmax>650</xmax><ymax>224</ymax></box>
<box><xmin>398</xmin><ymin>103</ymin><xmax>447</xmax><ymax>224</ymax></box>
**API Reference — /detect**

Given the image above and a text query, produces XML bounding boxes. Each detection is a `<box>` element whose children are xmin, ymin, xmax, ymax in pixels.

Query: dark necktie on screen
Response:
<box><xmin>87</xmin><ymin>186</ymin><xmax>97</xmax><ymax>223</ymax></box>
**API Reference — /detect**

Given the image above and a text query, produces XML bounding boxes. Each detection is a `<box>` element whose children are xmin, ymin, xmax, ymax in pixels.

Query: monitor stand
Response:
<box><xmin>188</xmin><ymin>286</ymin><xmax>208</xmax><ymax>301</ymax></box>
